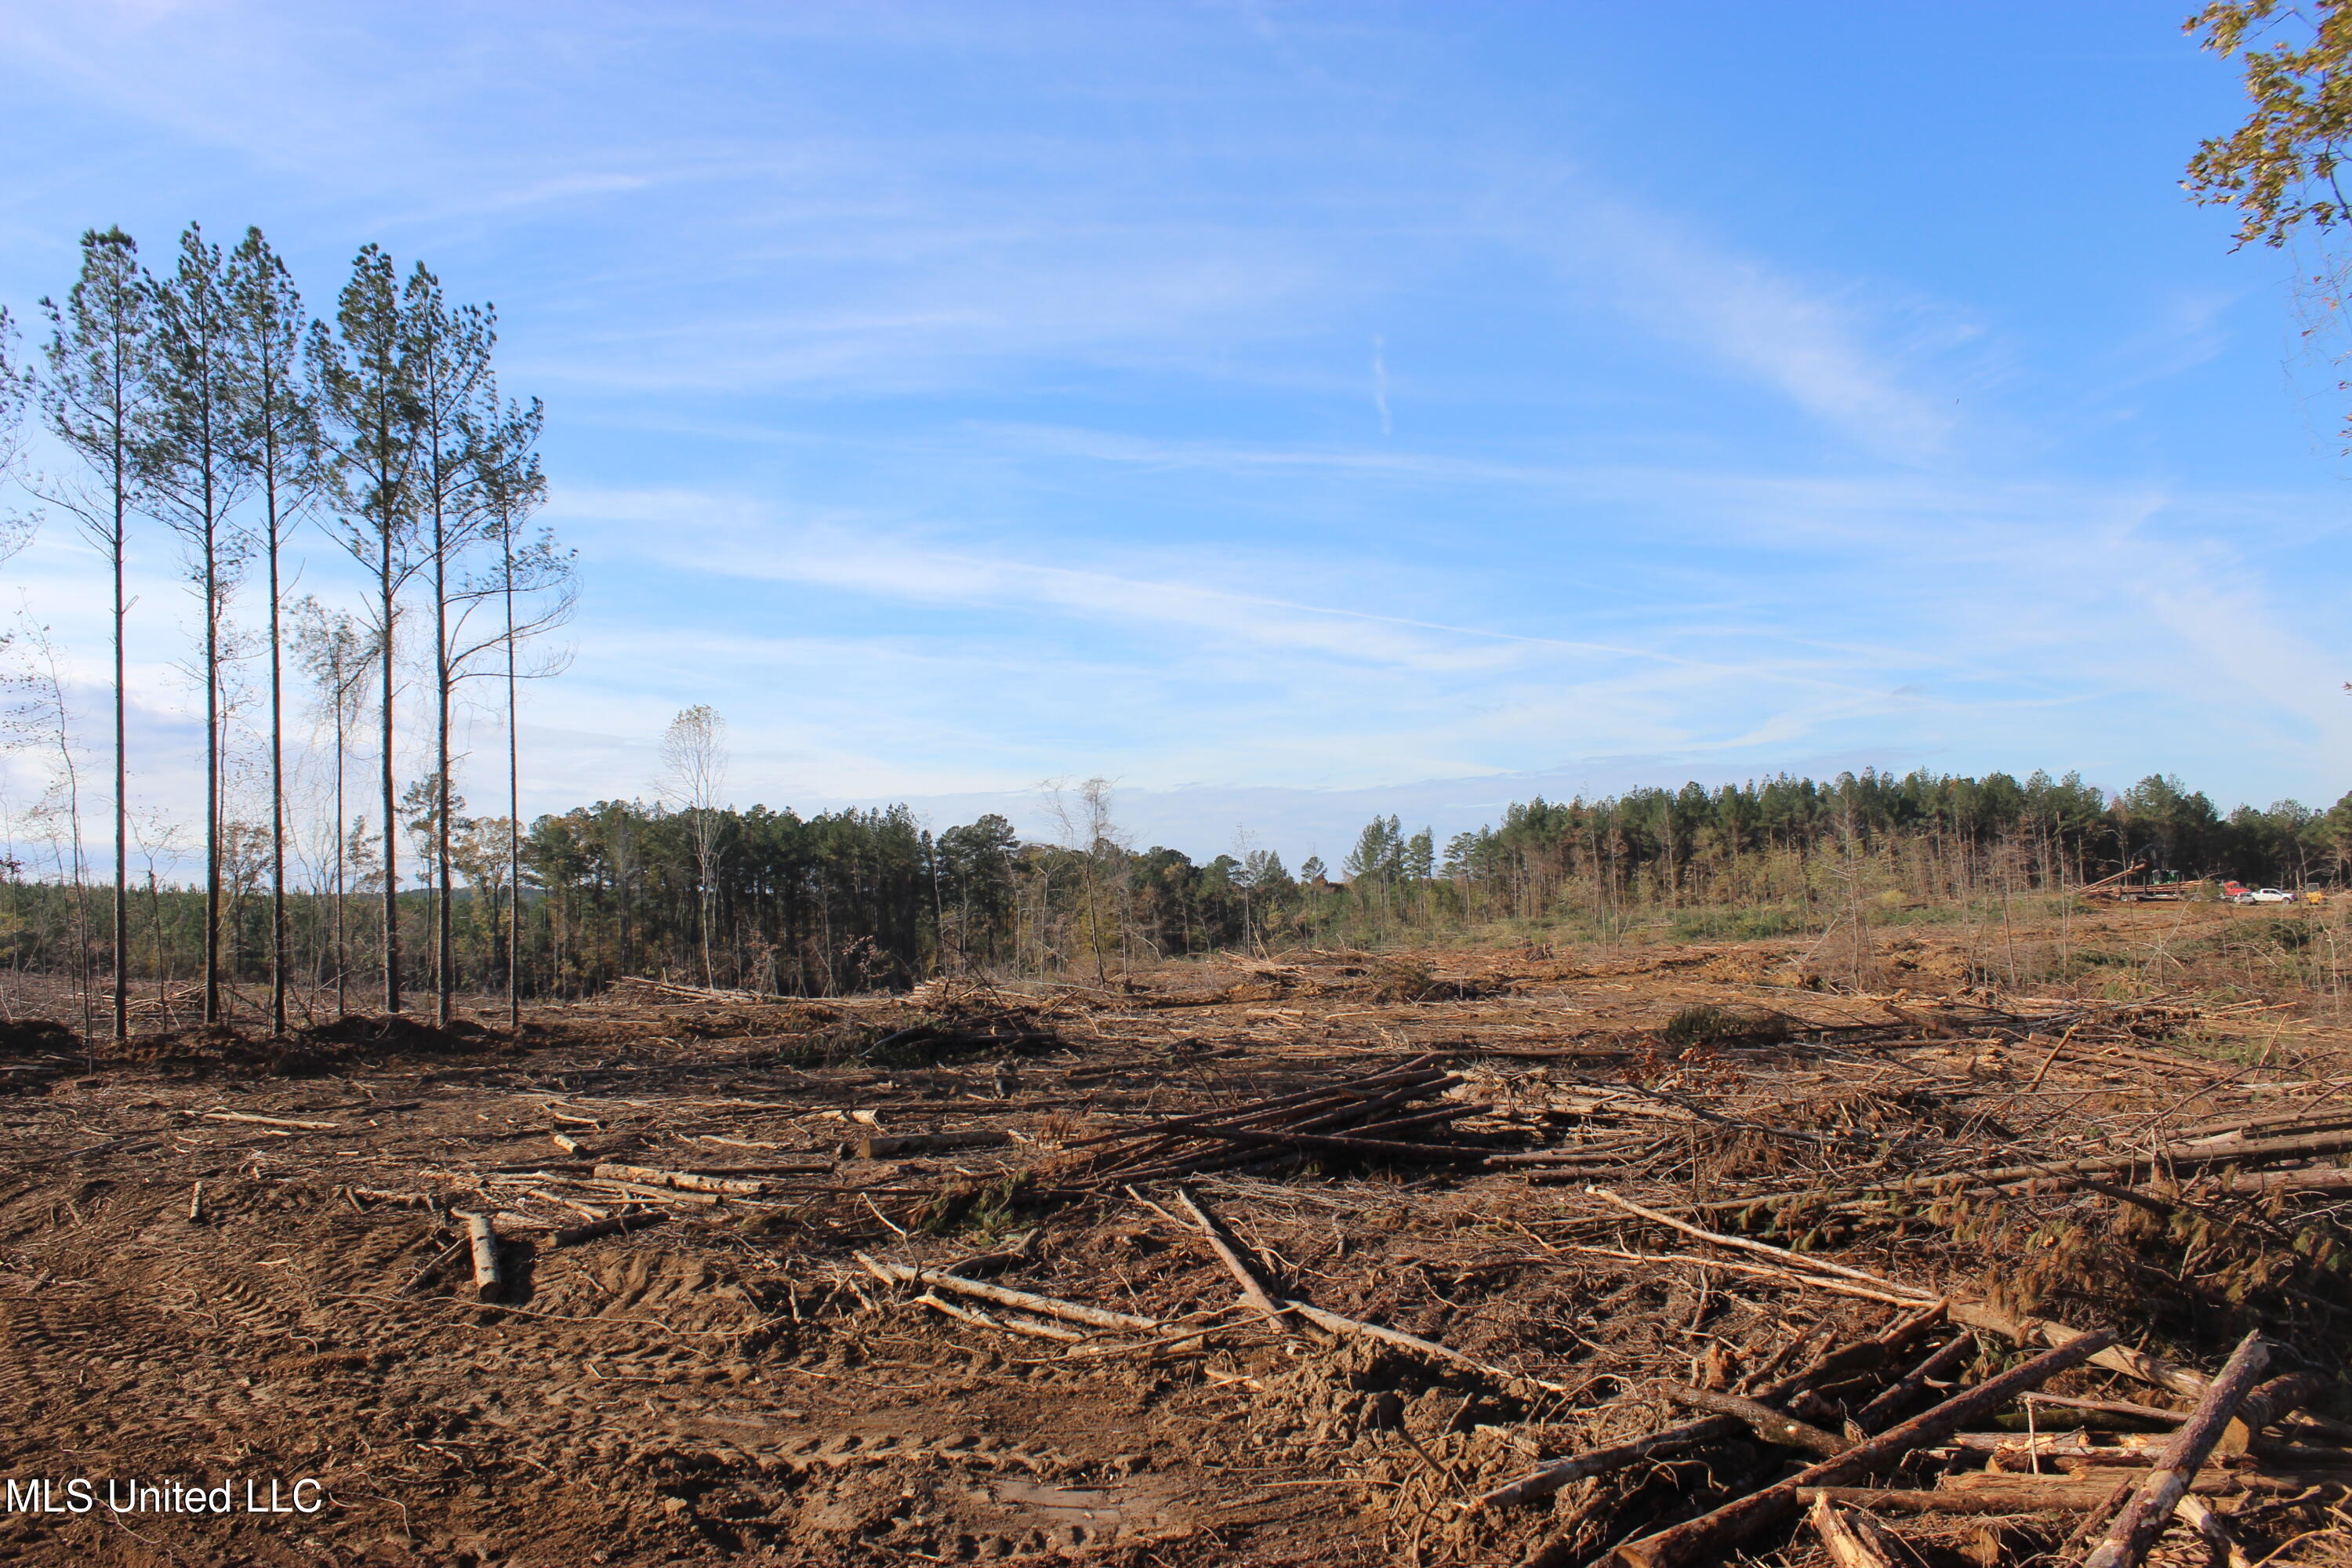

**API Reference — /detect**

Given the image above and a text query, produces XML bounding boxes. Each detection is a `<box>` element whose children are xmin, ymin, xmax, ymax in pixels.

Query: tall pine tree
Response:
<box><xmin>38</xmin><ymin>230</ymin><xmax>153</xmax><ymax>1039</ymax></box>
<box><xmin>227</xmin><ymin>227</ymin><xmax>320</xmax><ymax>1036</ymax></box>
<box><xmin>312</xmin><ymin>245</ymin><xmax>421</xmax><ymax>1013</ymax></box>
<box><xmin>475</xmin><ymin>393</ymin><xmax>566</xmax><ymax>1026</ymax></box>
<box><xmin>144</xmin><ymin>223</ymin><xmax>255</xmax><ymax>1025</ymax></box>
<box><xmin>402</xmin><ymin>265</ymin><xmax>495</xmax><ymax>1027</ymax></box>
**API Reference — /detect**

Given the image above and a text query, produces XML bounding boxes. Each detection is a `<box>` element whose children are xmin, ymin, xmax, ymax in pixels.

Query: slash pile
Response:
<box><xmin>1052</xmin><ymin>1054</ymin><xmax>1491</xmax><ymax>1189</ymax></box>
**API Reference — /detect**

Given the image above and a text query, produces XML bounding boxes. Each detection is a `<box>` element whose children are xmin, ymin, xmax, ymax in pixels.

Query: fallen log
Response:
<box><xmin>1590</xmin><ymin>1184</ymin><xmax>2211</xmax><ymax>1402</ymax></box>
<box><xmin>1945</xmin><ymin>1301</ymin><xmax>2209</xmax><ymax>1400</ymax></box>
<box><xmin>1585</xmin><ymin>1187</ymin><xmax>1933</xmax><ymax>1298</ymax></box>
<box><xmin>593</xmin><ymin>1162</ymin><xmax>767</xmax><ymax>1195</ymax></box>
<box><xmin>202</xmin><ymin>1110</ymin><xmax>339</xmax><ymax>1131</ymax></box>
<box><xmin>913</xmin><ymin>1290</ymin><xmax>1087</xmax><ymax>1343</ymax></box>
<box><xmin>2172</xmin><ymin>1494</ymin><xmax>2252</xmax><ymax>1568</ymax></box>
<box><xmin>1659</xmin><ymin>1384</ymin><xmax>1849</xmax><ymax>1458</ymax></box>
<box><xmin>1949</xmin><ymin>1430</ymin><xmax>2168</xmax><ymax>1462</ymax></box>
<box><xmin>1478</xmin><ymin>1308</ymin><xmax>1943</xmax><ymax>1513</ymax></box>
<box><xmin>1555</xmin><ymin>1244</ymin><xmax>1932</xmax><ymax>1309</ymax></box>
<box><xmin>1806</xmin><ymin>1495</ymin><xmax>1900</xmax><ymax>1568</ymax></box>
<box><xmin>2080</xmin><ymin>1330</ymin><xmax>2270</xmax><ymax>1568</ymax></box>
<box><xmin>2020</xmin><ymin>1392</ymin><xmax>2186</xmax><ymax>1426</ymax></box>
<box><xmin>1849</xmin><ymin>1334</ymin><xmax>1973</xmax><ymax>1435</ymax></box>
<box><xmin>1172</xmin><ymin>1185</ymin><xmax>1283</xmax><ymax>1315</ymax></box>
<box><xmin>1282</xmin><ymin>1298</ymin><xmax>1573</xmax><ymax>1396</ymax></box>
<box><xmin>854</xmin><ymin>1253</ymin><xmax>1158</xmax><ymax>1333</ymax></box>
<box><xmin>1062</xmin><ymin>1056</ymin><xmax>1447</xmax><ymax>1148</ymax></box>
<box><xmin>1794</xmin><ymin>1480</ymin><xmax>2234</xmax><ymax>1513</ymax></box>
<box><xmin>1471</xmin><ymin>1416</ymin><xmax>1740</xmax><ymax>1511</ymax></box>
<box><xmin>2220</xmin><ymin>1371</ymin><xmax>2327</xmax><ymax>1454</ymax></box>
<box><xmin>593</xmin><ymin>1178</ymin><xmax>720</xmax><ymax>1207</ymax></box>
<box><xmin>2183</xmin><ymin>1167</ymin><xmax>2352</xmax><ymax>1200</ymax></box>
<box><xmin>1907</xmin><ymin>1130</ymin><xmax>2352</xmax><ymax>1193</ymax></box>
<box><xmin>461</xmin><ymin>1211</ymin><xmax>501</xmax><ymax>1301</ymax></box>
<box><xmin>1594</xmin><ymin>1330</ymin><xmax>2116</xmax><ymax>1568</ymax></box>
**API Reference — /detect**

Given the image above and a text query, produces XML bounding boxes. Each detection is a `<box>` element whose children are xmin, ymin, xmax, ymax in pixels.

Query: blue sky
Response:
<box><xmin>2</xmin><ymin>2</ymin><xmax>2349</xmax><ymax>867</ymax></box>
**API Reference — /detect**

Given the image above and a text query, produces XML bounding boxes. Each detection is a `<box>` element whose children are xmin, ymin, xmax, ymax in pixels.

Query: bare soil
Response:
<box><xmin>0</xmin><ymin>903</ymin><xmax>2347</xmax><ymax>1566</ymax></box>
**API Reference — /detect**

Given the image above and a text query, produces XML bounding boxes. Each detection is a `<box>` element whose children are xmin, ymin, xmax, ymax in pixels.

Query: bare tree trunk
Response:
<box><xmin>202</xmin><ymin>495</ymin><xmax>221</xmax><ymax>1025</ymax></box>
<box><xmin>333</xmin><ymin>704</ymin><xmax>346</xmax><ymax>1018</ymax></box>
<box><xmin>506</xmin><ymin>553</ymin><xmax>520</xmax><ymax>1029</ymax></box>
<box><xmin>267</xmin><ymin>487</ymin><xmax>286</xmax><ymax>1035</ymax></box>
<box><xmin>435</xmin><ymin>509</ymin><xmax>453</xmax><ymax>1027</ymax></box>
<box><xmin>379</xmin><ymin>562</ymin><xmax>400</xmax><ymax>1013</ymax></box>
<box><xmin>110</xmin><ymin>474</ymin><xmax>127</xmax><ymax>1040</ymax></box>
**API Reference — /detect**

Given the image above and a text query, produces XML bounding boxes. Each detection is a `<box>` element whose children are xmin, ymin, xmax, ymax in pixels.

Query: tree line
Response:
<box><xmin>2</xmin><ymin>761</ymin><xmax>2343</xmax><ymax>1018</ymax></box>
<box><xmin>0</xmin><ymin>225</ymin><xmax>574</xmax><ymax>1037</ymax></box>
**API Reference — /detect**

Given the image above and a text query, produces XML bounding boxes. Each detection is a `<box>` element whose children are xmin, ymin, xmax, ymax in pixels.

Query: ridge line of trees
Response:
<box><xmin>2</xmin><ymin>763</ymin><xmax>2343</xmax><ymax>1017</ymax></box>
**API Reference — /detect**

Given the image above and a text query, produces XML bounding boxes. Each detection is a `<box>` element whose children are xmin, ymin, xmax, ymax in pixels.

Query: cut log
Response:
<box><xmin>2173</xmin><ymin>1494</ymin><xmax>2252</xmax><ymax>1568</ymax></box>
<box><xmin>2183</xmin><ymin>1167</ymin><xmax>2352</xmax><ymax>1199</ymax></box>
<box><xmin>1062</xmin><ymin>1056</ymin><xmax>1446</xmax><ymax>1147</ymax></box>
<box><xmin>1849</xmin><ymin>1334</ymin><xmax>1973</xmax><ymax>1435</ymax></box>
<box><xmin>593</xmin><ymin>1162</ymin><xmax>767</xmax><ymax>1195</ymax></box>
<box><xmin>1584</xmin><ymin>1187</ymin><xmax>1933</xmax><ymax>1299</ymax></box>
<box><xmin>1469</xmin><ymin>1416</ymin><xmax>1740</xmax><ymax>1511</ymax></box>
<box><xmin>1795</xmin><ymin>1481</ymin><xmax>2231</xmax><ymax>1512</ymax></box>
<box><xmin>854</xmin><ymin>1253</ymin><xmax>1158</xmax><ymax>1332</ymax></box>
<box><xmin>1955</xmin><ymin>1431</ymin><xmax>2166</xmax><ymax>1464</ymax></box>
<box><xmin>2019</xmin><ymin>1392</ymin><xmax>2186</xmax><ymax>1426</ymax></box>
<box><xmin>2220</xmin><ymin>1371</ymin><xmax>2326</xmax><ymax>1454</ymax></box>
<box><xmin>1171</xmin><ymin>1185</ymin><xmax>1283</xmax><ymax>1316</ymax></box>
<box><xmin>1945</xmin><ymin>1301</ymin><xmax>2209</xmax><ymax>1400</ymax></box>
<box><xmin>1278</xmin><ymin>1298</ymin><xmax>1570</xmax><ymax>1396</ymax></box>
<box><xmin>1806</xmin><ymin>1496</ymin><xmax>1899</xmax><ymax>1568</ymax></box>
<box><xmin>913</xmin><ymin>1290</ymin><xmax>1087</xmax><ymax>1343</ymax></box>
<box><xmin>594</xmin><ymin>1178</ymin><xmax>720</xmax><ymax>1207</ymax></box>
<box><xmin>1595</xmin><ymin>1329</ymin><xmax>2116</xmax><ymax>1568</ymax></box>
<box><xmin>187</xmin><ymin>1181</ymin><xmax>203</xmax><ymax>1225</ymax></box>
<box><xmin>460</xmin><ymin>1211</ymin><xmax>501</xmax><ymax>1301</ymax></box>
<box><xmin>1480</xmin><ymin>1307</ymin><xmax>1944</xmax><ymax>1515</ymax></box>
<box><xmin>202</xmin><ymin>1110</ymin><xmax>339</xmax><ymax>1131</ymax></box>
<box><xmin>2080</xmin><ymin>1330</ymin><xmax>2270</xmax><ymax>1568</ymax></box>
<box><xmin>1660</xmin><ymin>1384</ymin><xmax>1850</xmax><ymax>1457</ymax></box>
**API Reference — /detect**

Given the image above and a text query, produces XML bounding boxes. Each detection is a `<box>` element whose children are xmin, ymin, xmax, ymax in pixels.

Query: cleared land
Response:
<box><xmin>0</xmin><ymin>899</ymin><xmax>2348</xmax><ymax>1567</ymax></box>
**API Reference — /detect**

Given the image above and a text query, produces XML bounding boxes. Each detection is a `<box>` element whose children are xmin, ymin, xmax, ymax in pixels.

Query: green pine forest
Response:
<box><xmin>4</xmin><ymin>767</ymin><xmax>2348</xmax><ymax>1018</ymax></box>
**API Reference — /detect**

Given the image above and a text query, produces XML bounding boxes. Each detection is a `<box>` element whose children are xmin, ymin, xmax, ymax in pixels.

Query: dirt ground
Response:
<box><xmin>0</xmin><ymin>902</ymin><xmax>2347</xmax><ymax>1567</ymax></box>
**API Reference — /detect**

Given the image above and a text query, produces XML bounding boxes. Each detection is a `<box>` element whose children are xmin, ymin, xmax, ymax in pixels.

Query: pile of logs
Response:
<box><xmin>1475</xmin><ymin>1199</ymin><xmax>2352</xmax><ymax>1568</ymax></box>
<box><xmin>1057</xmin><ymin>1054</ymin><xmax>1491</xmax><ymax>1189</ymax></box>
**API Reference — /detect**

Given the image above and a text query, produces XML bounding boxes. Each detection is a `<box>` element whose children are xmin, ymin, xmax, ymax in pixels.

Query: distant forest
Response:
<box><xmin>2</xmin><ymin>766</ymin><xmax>2346</xmax><ymax>1020</ymax></box>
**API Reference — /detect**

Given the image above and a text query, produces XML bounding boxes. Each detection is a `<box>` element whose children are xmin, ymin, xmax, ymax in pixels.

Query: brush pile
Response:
<box><xmin>1051</xmin><ymin>1053</ymin><xmax>1492</xmax><ymax>1189</ymax></box>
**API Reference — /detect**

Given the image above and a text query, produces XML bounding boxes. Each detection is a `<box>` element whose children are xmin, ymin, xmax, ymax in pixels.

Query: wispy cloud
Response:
<box><xmin>1547</xmin><ymin>194</ymin><xmax>1972</xmax><ymax>461</ymax></box>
